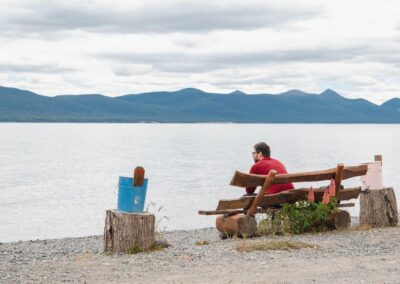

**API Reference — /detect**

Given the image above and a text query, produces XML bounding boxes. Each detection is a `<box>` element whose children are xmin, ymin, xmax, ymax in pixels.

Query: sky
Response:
<box><xmin>0</xmin><ymin>0</ymin><xmax>399</xmax><ymax>104</ymax></box>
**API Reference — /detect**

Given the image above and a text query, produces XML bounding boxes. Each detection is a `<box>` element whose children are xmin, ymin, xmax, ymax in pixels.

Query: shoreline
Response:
<box><xmin>2</xmin><ymin>121</ymin><xmax>400</xmax><ymax>124</ymax></box>
<box><xmin>2</xmin><ymin>224</ymin><xmax>400</xmax><ymax>283</ymax></box>
<box><xmin>0</xmin><ymin>217</ymin><xmax>363</xmax><ymax>245</ymax></box>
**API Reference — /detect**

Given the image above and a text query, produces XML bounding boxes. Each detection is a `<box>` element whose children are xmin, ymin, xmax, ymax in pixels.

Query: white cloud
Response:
<box><xmin>0</xmin><ymin>0</ymin><xmax>399</xmax><ymax>103</ymax></box>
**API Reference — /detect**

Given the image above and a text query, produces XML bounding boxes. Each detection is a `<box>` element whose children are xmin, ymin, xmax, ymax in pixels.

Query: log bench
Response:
<box><xmin>199</xmin><ymin>164</ymin><xmax>368</xmax><ymax>237</ymax></box>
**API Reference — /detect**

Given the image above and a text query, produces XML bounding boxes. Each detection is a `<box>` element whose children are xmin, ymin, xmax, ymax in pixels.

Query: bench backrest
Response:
<box><xmin>230</xmin><ymin>164</ymin><xmax>367</xmax><ymax>187</ymax></box>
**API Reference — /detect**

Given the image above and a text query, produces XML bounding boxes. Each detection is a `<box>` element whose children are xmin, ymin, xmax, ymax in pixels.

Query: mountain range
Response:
<box><xmin>0</xmin><ymin>86</ymin><xmax>399</xmax><ymax>123</ymax></box>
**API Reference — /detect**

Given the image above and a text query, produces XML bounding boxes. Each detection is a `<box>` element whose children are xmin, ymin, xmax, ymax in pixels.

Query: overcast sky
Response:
<box><xmin>0</xmin><ymin>0</ymin><xmax>399</xmax><ymax>103</ymax></box>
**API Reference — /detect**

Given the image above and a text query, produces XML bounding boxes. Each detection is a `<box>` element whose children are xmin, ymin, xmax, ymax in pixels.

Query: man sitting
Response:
<box><xmin>246</xmin><ymin>142</ymin><xmax>294</xmax><ymax>195</ymax></box>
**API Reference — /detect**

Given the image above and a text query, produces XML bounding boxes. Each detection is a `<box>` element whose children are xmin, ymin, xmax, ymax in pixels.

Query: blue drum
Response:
<box><xmin>117</xmin><ymin>176</ymin><xmax>148</xmax><ymax>213</ymax></box>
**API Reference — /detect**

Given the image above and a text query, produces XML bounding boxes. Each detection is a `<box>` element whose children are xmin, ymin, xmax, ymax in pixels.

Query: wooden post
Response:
<box><xmin>104</xmin><ymin>210</ymin><xmax>155</xmax><ymax>253</ymax></box>
<box><xmin>360</xmin><ymin>187</ymin><xmax>398</xmax><ymax>227</ymax></box>
<box><xmin>334</xmin><ymin>163</ymin><xmax>344</xmax><ymax>200</ymax></box>
<box><xmin>374</xmin><ymin>154</ymin><xmax>382</xmax><ymax>163</ymax></box>
<box><xmin>133</xmin><ymin>166</ymin><xmax>145</xmax><ymax>187</ymax></box>
<box><xmin>247</xmin><ymin>170</ymin><xmax>277</xmax><ymax>216</ymax></box>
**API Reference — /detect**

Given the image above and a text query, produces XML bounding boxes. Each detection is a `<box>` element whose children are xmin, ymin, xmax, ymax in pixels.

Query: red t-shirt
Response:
<box><xmin>246</xmin><ymin>157</ymin><xmax>294</xmax><ymax>195</ymax></box>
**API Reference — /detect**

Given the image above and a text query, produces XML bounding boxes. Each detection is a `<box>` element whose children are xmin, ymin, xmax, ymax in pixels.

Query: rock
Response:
<box><xmin>154</xmin><ymin>240</ymin><xmax>172</xmax><ymax>248</ymax></box>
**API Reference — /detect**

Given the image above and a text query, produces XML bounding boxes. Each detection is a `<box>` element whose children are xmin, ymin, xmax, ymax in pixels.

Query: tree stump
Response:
<box><xmin>104</xmin><ymin>210</ymin><xmax>155</xmax><ymax>253</ymax></box>
<box><xmin>326</xmin><ymin>210</ymin><xmax>351</xmax><ymax>230</ymax></box>
<box><xmin>360</xmin><ymin>187</ymin><xmax>398</xmax><ymax>227</ymax></box>
<box><xmin>216</xmin><ymin>213</ymin><xmax>257</xmax><ymax>238</ymax></box>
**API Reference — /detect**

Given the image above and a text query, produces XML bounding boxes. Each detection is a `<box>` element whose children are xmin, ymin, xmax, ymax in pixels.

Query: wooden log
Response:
<box><xmin>247</xmin><ymin>170</ymin><xmax>277</xmax><ymax>216</ymax></box>
<box><xmin>334</xmin><ymin>164</ymin><xmax>344</xmax><ymax>200</ymax></box>
<box><xmin>360</xmin><ymin>187</ymin><xmax>398</xmax><ymax>227</ymax></box>
<box><xmin>214</xmin><ymin>187</ymin><xmax>361</xmax><ymax>212</ymax></box>
<box><xmin>326</xmin><ymin>210</ymin><xmax>351</xmax><ymax>230</ymax></box>
<box><xmin>230</xmin><ymin>165</ymin><xmax>368</xmax><ymax>188</ymax></box>
<box><xmin>200</xmin><ymin>204</ymin><xmax>354</xmax><ymax>215</ymax></box>
<box><xmin>214</xmin><ymin>171</ymin><xmax>276</xmax><ymax>238</ymax></box>
<box><xmin>104</xmin><ymin>210</ymin><xmax>155</xmax><ymax>253</ymax></box>
<box><xmin>337</xmin><ymin>203</ymin><xmax>355</xmax><ymax>208</ymax></box>
<box><xmin>216</xmin><ymin>213</ymin><xmax>257</xmax><ymax>237</ymax></box>
<box><xmin>198</xmin><ymin>208</ymin><xmax>279</xmax><ymax>216</ymax></box>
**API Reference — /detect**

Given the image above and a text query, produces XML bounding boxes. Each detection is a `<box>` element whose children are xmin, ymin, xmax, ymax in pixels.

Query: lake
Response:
<box><xmin>0</xmin><ymin>123</ymin><xmax>399</xmax><ymax>242</ymax></box>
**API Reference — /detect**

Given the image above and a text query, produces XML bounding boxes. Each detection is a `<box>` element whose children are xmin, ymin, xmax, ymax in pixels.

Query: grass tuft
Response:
<box><xmin>127</xmin><ymin>243</ymin><xmax>143</xmax><ymax>254</ymax></box>
<box><xmin>195</xmin><ymin>240</ymin><xmax>210</xmax><ymax>246</ymax></box>
<box><xmin>353</xmin><ymin>224</ymin><xmax>372</xmax><ymax>231</ymax></box>
<box><xmin>236</xmin><ymin>240</ymin><xmax>318</xmax><ymax>252</ymax></box>
<box><xmin>126</xmin><ymin>242</ymin><xmax>166</xmax><ymax>254</ymax></box>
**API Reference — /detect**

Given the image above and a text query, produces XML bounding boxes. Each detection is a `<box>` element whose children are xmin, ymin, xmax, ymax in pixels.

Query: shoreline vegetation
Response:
<box><xmin>2</xmin><ymin>121</ymin><xmax>400</xmax><ymax>124</ymax></box>
<box><xmin>2</xmin><ymin>221</ymin><xmax>400</xmax><ymax>283</ymax></box>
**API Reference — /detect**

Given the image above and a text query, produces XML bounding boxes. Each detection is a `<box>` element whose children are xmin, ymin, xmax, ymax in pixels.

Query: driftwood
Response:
<box><xmin>247</xmin><ymin>170</ymin><xmax>277</xmax><ymax>216</ymax></box>
<box><xmin>198</xmin><ymin>208</ymin><xmax>279</xmax><ymax>216</ymax></box>
<box><xmin>360</xmin><ymin>187</ymin><xmax>398</xmax><ymax>227</ymax></box>
<box><xmin>326</xmin><ymin>210</ymin><xmax>351</xmax><ymax>230</ymax></box>
<box><xmin>230</xmin><ymin>165</ymin><xmax>367</xmax><ymax>188</ymax></box>
<box><xmin>216</xmin><ymin>213</ymin><xmax>257</xmax><ymax>237</ymax></box>
<box><xmin>198</xmin><ymin>203</ymin><xmax>354</xmax><ymax>216</ymax></box>
<box><xmin>215</xmin><ymin>171</ymin><xmax>277</xmax><ymax>237</ymax></box>
<box><xmin>334</xmin><ymin>164</ymin><xmax>344</xmax><ymax>199</ymax></box>
<box><xmin>197</xmin><ymin>187</ymin><xmax>361</xmax><ymax>215</ymax></box>
<box><xmin>104</xmin><ymin>210</ymin><xmax>155</xmax><ymax>253</ymax></box>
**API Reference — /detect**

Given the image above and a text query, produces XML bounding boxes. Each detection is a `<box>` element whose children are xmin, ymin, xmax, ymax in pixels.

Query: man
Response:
<box><xmin>246</xmin><ymin>142</ymin><xmax>294</xmax><ymax>195</ymax></box>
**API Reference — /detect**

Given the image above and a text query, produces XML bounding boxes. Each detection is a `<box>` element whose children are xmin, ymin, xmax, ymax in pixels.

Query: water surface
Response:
<box><xmin>0</xmin><ymin>123</ymin><xmax>399</xmax><ymax>242</ymax></box>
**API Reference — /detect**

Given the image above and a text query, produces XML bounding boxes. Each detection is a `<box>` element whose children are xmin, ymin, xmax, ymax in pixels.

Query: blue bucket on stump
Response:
<box><xmin>117</xmin><ymin>176</ymin><xmax>148</xmax><ymax>213</ymax></box>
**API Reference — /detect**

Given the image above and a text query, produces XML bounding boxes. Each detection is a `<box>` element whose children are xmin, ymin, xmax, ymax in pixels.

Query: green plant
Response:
<box><xmin>127</xmin><ymin>243</ymin><xmax>143</xmax><ymax>254</ymax></box>
<box><xmin>257</xmin><ymin>212</ymin><xmax>289</xmax><ymax>236</ymax></box>
<box><xmin>257</xmin><ymin>197</ymin><xmax>338</xmax><ymax>235</ymax></box>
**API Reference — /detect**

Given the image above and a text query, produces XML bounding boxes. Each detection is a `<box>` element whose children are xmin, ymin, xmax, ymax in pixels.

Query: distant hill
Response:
<box><xmin>0</xmin><ymin>86</ymin><xmax>399</xmax><ymax>123</ymax></box>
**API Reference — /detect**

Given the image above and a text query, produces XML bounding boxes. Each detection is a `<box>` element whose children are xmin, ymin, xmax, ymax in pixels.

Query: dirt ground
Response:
<box><xmin>1</xmin><ymin>226</ymin><xmax>400</xmax><ymax>283</ymax></box>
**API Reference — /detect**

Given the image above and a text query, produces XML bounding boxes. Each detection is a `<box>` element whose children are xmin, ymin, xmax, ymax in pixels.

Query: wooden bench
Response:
<box><xmin>199</xmin><ymin>163</ymin><xmax>368</xmax><ymax>237</ymax></box>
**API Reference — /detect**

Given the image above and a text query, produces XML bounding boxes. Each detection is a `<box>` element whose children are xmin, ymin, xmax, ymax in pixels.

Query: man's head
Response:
<box><xmin>252</xmin><ymin>142</ymin><xmax>270</xmax><ymax>162</ymax></box>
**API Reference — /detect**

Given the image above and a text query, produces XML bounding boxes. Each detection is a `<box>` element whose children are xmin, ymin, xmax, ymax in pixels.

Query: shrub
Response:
<box><xmin>257</xmin><ymin>197</ymin><xmax>338</xmax><ymax>235</ymax></box>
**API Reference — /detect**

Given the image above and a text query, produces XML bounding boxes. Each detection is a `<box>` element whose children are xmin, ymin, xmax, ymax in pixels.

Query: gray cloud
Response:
<box><xmin>0</xmin><ymin>63</ymin><xmax>76</xmax><ymax>73</ymax></box>
<box><xmin>0</xmin><ymin>1</ymin><xmax>321</xmax><ymax>35</ymax></box>
<box><xmin>100</xmin><ymin>45</ymin><xmax>370</xmax><ymax>74</ymax></box>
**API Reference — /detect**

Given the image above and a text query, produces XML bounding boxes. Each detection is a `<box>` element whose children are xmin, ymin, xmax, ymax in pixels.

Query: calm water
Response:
<box><xmin>0</xmin><ymin>123</ymin><xmax>399</xmax><ymax>242</ymax></box>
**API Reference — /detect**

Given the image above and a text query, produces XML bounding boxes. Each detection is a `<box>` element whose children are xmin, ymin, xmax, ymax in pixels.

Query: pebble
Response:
<box><xmin>1</xmin><ymin>223</ymin><xmax>400</xmax><ymax>283</ymax></box>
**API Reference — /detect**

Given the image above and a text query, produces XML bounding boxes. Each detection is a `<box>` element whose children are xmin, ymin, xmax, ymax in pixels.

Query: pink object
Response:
<box><xmin>361</xmin><ymin>162</ymin><xmax>383</xmax><ymax>190</ymax></box>
<box><xmin>328</xmin><ymin>179</ymin><xmax>336</xmax><ymax>197</ymax></box>
<box><xmin>322</xmin><ymin>189</ymin><xmax>329</xmax><ymax>204</ymax></box>
<box><xmin>308</xmin><ymin>187</ymin><xmax>315</xmax><ymax>203</ymax></box>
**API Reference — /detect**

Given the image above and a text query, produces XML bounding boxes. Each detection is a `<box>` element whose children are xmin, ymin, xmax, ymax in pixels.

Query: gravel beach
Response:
<box><xmin>1</xmin><ymin>222</ymin><xmax>400</xmax><ymax>284</ymax></box>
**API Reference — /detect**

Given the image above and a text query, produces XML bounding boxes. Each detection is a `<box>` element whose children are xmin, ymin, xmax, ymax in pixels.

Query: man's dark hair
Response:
<box><xmin>254</xmin><ymin>142</ymin><xmax>270</xmax><ymax>157</ymax></box>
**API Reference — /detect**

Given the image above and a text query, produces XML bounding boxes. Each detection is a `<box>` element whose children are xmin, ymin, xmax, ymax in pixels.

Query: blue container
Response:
<box><xmin>117</xmin><ymin>176</ymin><xmax>148</xmax><ymax>213</ymax></box>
